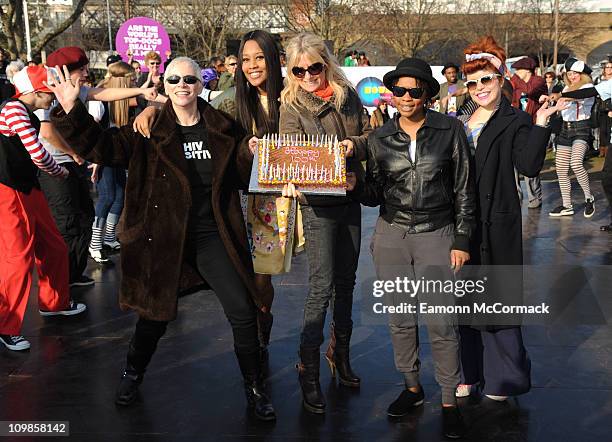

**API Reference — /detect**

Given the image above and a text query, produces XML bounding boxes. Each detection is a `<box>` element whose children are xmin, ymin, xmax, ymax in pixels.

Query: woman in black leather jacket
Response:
<box><xmin>348</xmin><ymin>57</ymin><xmax>475</xmax><ymax>440</ymax></box>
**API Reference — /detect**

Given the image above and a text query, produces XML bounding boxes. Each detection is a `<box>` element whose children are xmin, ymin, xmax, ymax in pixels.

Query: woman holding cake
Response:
<box><xmin>47</xmin><ymin>58</ymin><xmax>276</xmax><ymax>420</ymax></box>
<box><xmin>279</xmin><ymin>32</ymin><xmax>371</xmax><ymax>414</ymax></box>
<box><xmin>211</xmin><ymin>30</ymin><xmax>303</xmax><ymax>367</ymax></box>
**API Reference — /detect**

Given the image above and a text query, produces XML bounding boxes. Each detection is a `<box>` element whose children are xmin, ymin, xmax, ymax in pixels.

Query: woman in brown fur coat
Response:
<box><xmin>48</xmin><ymin>58</ymin><xmax>276</xmax><ymax>420</ymax></box>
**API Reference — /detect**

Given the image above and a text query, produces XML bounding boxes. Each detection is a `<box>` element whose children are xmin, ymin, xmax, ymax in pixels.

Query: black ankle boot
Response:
<box><xmin>115</xmin><ymin>364</ymin><xmax>143</xmax><ymax>406</ymax></box>
<box><xmin>297</xmin><ymin>348</ymin><xmax>326</xmax><ymax>414</ymax></box>
<box><xmin>236</xmin><ymin>351</ymin><xmax>276</xmax><ymax>421</ymax></box>
<box><xmin>325</xmin><ymin>325</ymin><xmax>360</xmax><ymax>387</ymax></box>
<box><xmin>115</xmin><ymin>319</ymin><xmax>166</xmax><ymax>406</ymax></box>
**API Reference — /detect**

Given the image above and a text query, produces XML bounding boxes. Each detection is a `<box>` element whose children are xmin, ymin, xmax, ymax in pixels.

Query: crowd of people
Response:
<box><xmin>1</xmin><ymin>32</ymin><xmax>611</xmax><ymax>440</ymax></box>
<box><xmin>343</xmin><ymin>50</ymin><xmax>372</xmax><ymax>66</ymax></box>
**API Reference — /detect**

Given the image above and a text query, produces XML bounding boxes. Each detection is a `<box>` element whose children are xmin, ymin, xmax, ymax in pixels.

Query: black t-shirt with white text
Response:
<box><xmin>179</xmin><ymin>120</ymin><xmax>216</xmax><ymax>232</ymax></box>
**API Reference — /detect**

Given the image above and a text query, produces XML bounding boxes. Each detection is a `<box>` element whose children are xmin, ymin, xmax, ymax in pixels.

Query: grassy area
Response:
<box><xmin>539</xmin><ymin>149</ymin><xmax>604</xmax><ymax>182</ymax></box>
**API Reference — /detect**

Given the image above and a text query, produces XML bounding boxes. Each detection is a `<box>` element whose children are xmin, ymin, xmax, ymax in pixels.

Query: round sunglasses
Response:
<box><xmin>292</xmin><ymin>62</ymin><xmax>325</xmax><ymax>79</ymax></box>
<box><xmin>391</xmin><ymin>86</ymin><xmax>425</xmax><ymax>99</ymax></box>
<box><xmin>165</xmin><ymin>75</ymin><xmax>200</xmax><ymax>85</ymax></box>
<box><xmin>465</xmin><ymin>73</ymin><xmax>501</xmax><ymax>90</ymax></box>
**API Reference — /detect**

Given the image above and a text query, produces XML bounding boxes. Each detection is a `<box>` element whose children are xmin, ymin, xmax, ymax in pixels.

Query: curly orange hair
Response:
<box><xmin>462</xmin><ymin>36</ymin><xmax>506</xmax><ymax>76</ymax></box>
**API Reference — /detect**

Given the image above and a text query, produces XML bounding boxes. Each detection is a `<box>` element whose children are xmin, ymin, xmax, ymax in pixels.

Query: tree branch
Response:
<box><xmin>32</xmin><ymin>0</ymin><xmax>90</xmax><ymax>55</ymax></box>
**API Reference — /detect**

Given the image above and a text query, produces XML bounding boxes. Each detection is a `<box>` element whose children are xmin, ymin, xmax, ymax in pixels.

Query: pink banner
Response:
<box><xmin>115</xmin><ymin>17</ymin><xmax>171</xmax><ymax>72</ymax></box>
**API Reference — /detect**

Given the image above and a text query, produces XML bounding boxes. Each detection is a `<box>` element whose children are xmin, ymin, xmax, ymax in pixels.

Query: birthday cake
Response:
<box><xmin>257</xmin><ymin>134</ymin><xmax>346</xmax><ymax>188</ymax></box>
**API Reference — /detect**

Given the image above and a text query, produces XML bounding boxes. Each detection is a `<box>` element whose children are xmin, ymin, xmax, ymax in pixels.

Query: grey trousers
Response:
<box><xmin>371</xmin><ymin>217</ymin><xmax>460</xmax><ymax>405</ymax></box>
<box><xmin>515</xmin><ymin>169</ymin><xmax>542</xmax><ymax>204</ymax></box>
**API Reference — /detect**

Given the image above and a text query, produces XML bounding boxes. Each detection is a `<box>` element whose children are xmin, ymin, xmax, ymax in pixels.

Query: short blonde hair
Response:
<box><xmin>164</xmin><ymin>57</ymin><xmax>202</xmax><ymax>83</ymax></box>
<box><xmin>281</xmin><ymin>33</ymin><xmax>353</xmax><ymax>111</ymax></box>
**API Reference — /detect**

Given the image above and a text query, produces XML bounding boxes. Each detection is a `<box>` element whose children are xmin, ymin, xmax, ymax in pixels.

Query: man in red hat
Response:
<box><xmin>510</xmin><ymin>57</ymin><xmax>548</xmax><ymax>209</ymax></box>
<box><xmin>35</xmin><ymin>47</ymin><xmax>158</xmax><ymax>284</ymax></box>
<box><xmin>0</xmin><ymin>65</ymin><xmax>87</xmax><ymax>351</ymax></box>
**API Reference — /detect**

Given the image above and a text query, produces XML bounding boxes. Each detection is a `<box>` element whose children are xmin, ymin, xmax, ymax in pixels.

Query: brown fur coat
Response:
<box><xmin>52</xmin><ymin>98</ymin><xmax>258</xmax><ymax>321</ymax></box>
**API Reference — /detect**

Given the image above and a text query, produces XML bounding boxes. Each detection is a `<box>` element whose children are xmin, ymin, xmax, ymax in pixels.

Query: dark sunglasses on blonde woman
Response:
<box><xmin>292</xmin><ymin>62</ymin><xmax>325</xmax><ymax>79</ymax></box>
<box><xmin>464</xmin><ymin>73</ymin><xmax>501</xmax><ymax>90</ymax></box>
<box><xmin>165</xmin><ymin>75</ymin><xmax>200</xmax><ymax>85</ymax></box>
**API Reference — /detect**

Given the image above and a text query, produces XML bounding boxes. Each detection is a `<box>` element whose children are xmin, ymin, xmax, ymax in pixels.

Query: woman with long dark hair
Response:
<box><xmin>212</xmin><ymin>30</ymin><xmax>302</xmax><ymax>362</ymax></box>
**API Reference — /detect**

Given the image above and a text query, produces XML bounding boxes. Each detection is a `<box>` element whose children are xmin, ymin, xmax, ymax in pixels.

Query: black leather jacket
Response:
<box><xmin>350</xmin><ymin>111</ymin><xmax>475</xmax><ymax>251</ymax></box>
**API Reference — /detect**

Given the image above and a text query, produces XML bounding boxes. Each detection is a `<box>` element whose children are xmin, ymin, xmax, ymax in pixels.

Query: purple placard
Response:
<box><xmin>115</xmin><ymin>17</ymin><xmax>171</xmax><ymax>72</ymax></box>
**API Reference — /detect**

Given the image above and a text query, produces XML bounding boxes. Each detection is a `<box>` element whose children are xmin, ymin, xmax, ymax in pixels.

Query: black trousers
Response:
<box><xmin>128</xmin><ymin>230</ymin><xmax>259</xmax><ymax>373</ymax></box>
<box><xmin>38</xmin><ymin>162</ymin><xmax>94</xmax><ymax>282</ymax></box>
<box><xmin>602</xmin><ymin>151</ymin><xmax>612</xmax><ymax>223</ymax></box>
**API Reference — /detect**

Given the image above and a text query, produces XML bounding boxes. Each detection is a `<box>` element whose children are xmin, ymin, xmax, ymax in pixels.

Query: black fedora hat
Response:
<box><xmin>383</xmin><ymin>58</ymin><xmax>440</xmax><ymax>97</ymax></box>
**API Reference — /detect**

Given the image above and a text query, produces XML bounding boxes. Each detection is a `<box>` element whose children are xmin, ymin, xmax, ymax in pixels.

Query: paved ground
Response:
<box><xmin>2</xmin><ymin>176</ymin><xmax>612</xmax><ymax>442</ymax></box>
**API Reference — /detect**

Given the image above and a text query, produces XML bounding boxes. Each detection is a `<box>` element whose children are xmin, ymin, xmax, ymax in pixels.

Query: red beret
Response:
<box><xmin>47</xmin><ymin>47</ymin><xmax>89</xmax><ymax>72</ymax></box>
<box><xmin>511</xmin><ymin>57</ymin><xmax>537</xmax><ymax>71</ymax></box>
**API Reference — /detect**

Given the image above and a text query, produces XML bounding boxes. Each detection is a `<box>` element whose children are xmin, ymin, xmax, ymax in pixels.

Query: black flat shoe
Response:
<box><xmin>387</xmin><ymin>386</ymin><xmax>424</xmax><ymax>417</ymax></box>
<box><xmin>442</xmin><ymin>406</ymin><xmax>466</xmax><ymax>439</ymax></box>
<box><xmin>600</xmin><ymin>224</ymin><xmax>612</xmax><ymax>232</ymax></box>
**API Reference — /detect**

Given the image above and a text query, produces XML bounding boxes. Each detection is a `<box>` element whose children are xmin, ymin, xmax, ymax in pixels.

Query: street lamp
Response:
<box><xmin>107</xmin><ymin>0</ymin><xmax>113</xmax><ymax>51</ymax></box>
<box><xmin>23</xmin><ymin>0</ymin><xmax>32</xmax><ymax>61</ymax></box>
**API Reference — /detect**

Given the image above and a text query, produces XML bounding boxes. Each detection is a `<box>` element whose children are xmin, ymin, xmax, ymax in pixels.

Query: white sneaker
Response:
<box><xmin>104</xmin><ymin>240</ymin><xmax>121</xmax><ymax>250</ymax></box>
<box><xmin>455</xmin><ymin>383</ymin><xmax>478</xmax><ymax>398</ymax></box>
<box><xmin>0</xmin><ymin>334</ymin><xmax>31</xmax><ymax>351</ymax></box>
<box><xmin>89</xmin><ymin>248</ymin><xmax>110</xmax><ymax>263</ymax></box>
<box><xmin>485</xmin><ymin>394</ymin><xmax>508</xmax><ymax>402</ymax></box>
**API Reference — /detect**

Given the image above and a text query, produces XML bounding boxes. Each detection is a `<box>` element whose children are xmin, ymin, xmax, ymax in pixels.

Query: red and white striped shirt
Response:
<box><xmin>0</xmin><ymin>101</ymin><xmax>66</xmax><ymax>178</ymax></box>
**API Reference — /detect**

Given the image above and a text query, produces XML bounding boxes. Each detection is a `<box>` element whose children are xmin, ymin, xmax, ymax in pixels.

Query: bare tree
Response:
<box><xmin>283</xmin><ymin>0</ymin><xmax>384</xmax><ymax>58</ymax></box>
<box><xmin>0</xmin><ymin>0</ymin><xmax>89</xmax><ymax>59</ymax></box>
<box><xmin>518</xmin><ymin>0</ymin><xmax>589</xmax><ymax>70</ymax></box>
<box><xmin>379</xmin><ymin>0</ymin><xmax>450</xmax><ymax>60</ymax></box>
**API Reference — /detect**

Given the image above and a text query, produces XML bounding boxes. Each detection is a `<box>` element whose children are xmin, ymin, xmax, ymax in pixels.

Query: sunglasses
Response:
<box><xmin>465</xmin><ymin>73</ymin><xmax>501</xmax><ymax>90</ymax></box>
<box><xmin>165</xmin><ymin>75</ymin><xmax>200</xmax><ymax>85</ymax></box>
<box><xmin>148</xmin><ymin>62</ymin><xmax>161</xmax><ymax>66</ymax></box>
<box><xmin>391</xmin><ymin>86</ymin><xmax>425</xmax><ymax>99</ymax></box>
<box><xmin>292</xmin><ymin>62</ymin><xmax>325</xmax><ymax>79</ymax></box>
